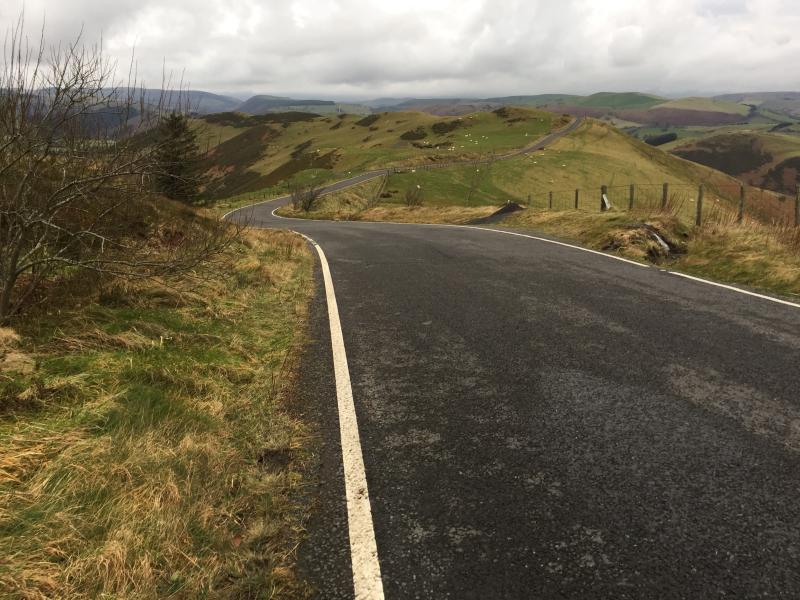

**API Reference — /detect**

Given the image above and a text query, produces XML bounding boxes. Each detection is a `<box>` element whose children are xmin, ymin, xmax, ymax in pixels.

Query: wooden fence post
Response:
<box><xmin>601</xmin><ymin>185</ymin><xmax>608</xmax><ymax>211</ymax></box>
<box><xmin>738</xmin><ymin>185</ymin><xmax>745</xmax><ymax>224</ymax></box>
<box><xmin>696</xmin><ymin>184</ymin><xmax>704</xmax><ymax>226</ymax></box>
<box><xmin>629</xmin><ymin>184</ymin><xmax>635</xmax><ymax>211</ymax></box>
<box><xmin>575</xmin><ymin>189</ymin><xmax>579</xmax><ymax>210</ymax></box>
<box><xmin>662</xmin><ymin>182</ymin><xmax>669</xmax><ymax>210</ymax></box>
<box><xmin>548</xmin><ymin>191</ymin><xmax>553</xmax><ymax>210</ymax></box>
<box><xmin>796</xmin><ymin>184</ymin><xmax>800</xmax><ymax>228</ymax></box>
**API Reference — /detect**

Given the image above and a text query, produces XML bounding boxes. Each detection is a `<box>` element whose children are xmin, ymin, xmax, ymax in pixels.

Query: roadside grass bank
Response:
<box><xmin>504</xmin><ymin>209</ymin><xmax>800</xmax><ymax>299</ymax></box>
<box><xmin>0</xmin><ymin>226</ymin><xmax>315</xmax><ymax>598</ymax></box>
<box><xmin>275</xmin><ymin>179</ymin><xmax>498</xmax><ymax>224</ymax></box>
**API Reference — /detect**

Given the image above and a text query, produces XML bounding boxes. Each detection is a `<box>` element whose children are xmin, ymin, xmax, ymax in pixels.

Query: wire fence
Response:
<box><xmin>522</xmin><ymin>182</ymin><xmax>800</xmax><ymax>229</ymax></box>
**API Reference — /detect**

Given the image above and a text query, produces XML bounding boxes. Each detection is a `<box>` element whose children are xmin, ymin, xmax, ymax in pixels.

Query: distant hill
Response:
<box><xmin>129</xmin><ymin>89</ymin><xmax>241</xmax><ymax>115</ymax></box>
<box><xmin>671</xmin><ymin>131</ymin><xmax>800</xmax><ymax>194</ymax></box>
<box><xmin>653</xmin><ymin>97</ymin><xmax>749</xmax><ymax>115</ymax></box>
<box><xmin>237</xmin><ymin>95</ymin><xmax>336</xmax><ymax>114</ymax></box>
<box><xmin>194</xmin><ymin>106</ymin><xmax>560</xmax><ymax>199</ymax></box>
<box><xmin>233</xmin><ymin>95</ymin><xmax>372</xmax><ymax>116</ymax></box>
<box><xmin>714</xmin><ymin>92</ymin><xmax>800</xmax><ymax>118</ymax></box>
<box><xmin>577</xmin><ymin>92</ymin><xmax>665</xmax><ymax>109</ymax></box>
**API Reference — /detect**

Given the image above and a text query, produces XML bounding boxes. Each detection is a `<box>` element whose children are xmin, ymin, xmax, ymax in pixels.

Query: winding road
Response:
<box><xmin>226</xmin><ymin>130</ymin><xmax>800</xmax><ymax>599</ymax></box>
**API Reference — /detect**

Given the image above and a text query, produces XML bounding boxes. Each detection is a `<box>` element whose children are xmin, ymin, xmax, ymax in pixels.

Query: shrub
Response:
<box><xmin>400</xmin><ymin>127</ymin><xmax>427</xmax><ymax>141</ymax></box>
<box><xmin>431</xmin><ymin>120</ymin><xmax>462</xmax><ymax>135</ymax></box>
<box><xmin>645</xmin><ymin>132</ymin><xmax>678</xmax><ymax>146</ymax></box>
<box><xmin>404</xmin><ymin>185</ymin><xmax>424</xmax><ymax>206</ymax></box>
<box><xmin>355</xmin><ymin>114</ymin><xmax>380</xmax><ymax>127</ymax></box>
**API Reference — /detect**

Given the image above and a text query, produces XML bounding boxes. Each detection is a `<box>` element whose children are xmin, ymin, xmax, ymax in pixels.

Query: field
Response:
<box><xmin>652</xmin><ymin>97</ymin><xmax>751</xmax><ymax>116</ymax></box>
<box><xmin>0</xmin><ymin>222</ymin><xmax>316</xmax><ymax>598</ymax></box>
<box><xmin>194</xmin><ymin>108</ymin><xmax>564</xmax><ymax>199</ymax></box>
<box><xmin>272</xmin><ymin>118</ymin><xmax>793</xmax><ymax>226</ymax></box>
<box><xmin>375</xmin><ymin>120</ymin><xmax>749</xmax><ymax>221</ymax></box>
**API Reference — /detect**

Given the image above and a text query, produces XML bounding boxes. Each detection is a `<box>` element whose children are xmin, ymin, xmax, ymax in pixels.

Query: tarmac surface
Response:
<box><xmin>228</xmin><ymin>198</ymin><xmax>800</xmax><ymax>599</ymax></box>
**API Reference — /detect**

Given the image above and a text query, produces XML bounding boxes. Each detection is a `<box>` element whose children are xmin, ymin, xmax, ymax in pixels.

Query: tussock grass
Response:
<box><xmin>276</xmin><ymin>179</ymin><xmax>498</xmax><ymax>224</ymax></box>
<box><xmin>0</xmin><ymin>227</ymin><xmax>315</xmax><ymax>598</ymax></box>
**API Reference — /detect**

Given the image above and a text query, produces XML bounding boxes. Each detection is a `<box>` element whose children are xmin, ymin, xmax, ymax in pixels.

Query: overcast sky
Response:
<box><xmin>3</xmin><ymin>0</ymin><xmax>799</xmax><ymax>99</ymax></box>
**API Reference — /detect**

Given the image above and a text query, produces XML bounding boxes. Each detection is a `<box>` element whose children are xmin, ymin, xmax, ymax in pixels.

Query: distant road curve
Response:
<box><xmin>224</xmin><ymin>116</ymin><xmax>584</xmax><ymax>220</ymax></box>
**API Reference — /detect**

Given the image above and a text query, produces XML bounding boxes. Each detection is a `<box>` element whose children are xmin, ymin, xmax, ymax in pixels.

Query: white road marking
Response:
<box><xmin>669</xmin><ymin>271</ymin><xmax>800</xmax><ymax>309</ymax></box>
<box><xmin>471</xmin><ymin>226</ymin><xmax>649</xmax><ymax>268</ymax></box>
<box><xmin>269</xmin><ymin>207</ymin><xmax>648</xmax><ymax>267</ymax></box>
<box><xmin>268</xmin><ymin>207</ymin><xmax>800</xmax><ymax>310</ymax></box>
<box><xmin>302</xmin><ymin>232</ymin><xmax>386</xmax><ymax>600</ymax></box>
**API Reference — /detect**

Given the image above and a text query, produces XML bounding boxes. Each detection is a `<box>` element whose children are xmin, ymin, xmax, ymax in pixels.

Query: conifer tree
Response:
<box><xmin>155</xmin><ymin>113</ymin><xmax>202</xmax><ymax>202</ymax></box>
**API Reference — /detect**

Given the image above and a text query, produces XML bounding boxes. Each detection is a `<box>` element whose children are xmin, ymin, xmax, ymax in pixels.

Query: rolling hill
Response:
<box><xmin>237</xmin><ymin>95</ymin><xmax>336</xmax><ymax>114</ymax></box>
<box><xmin>376</xmin><ymin>118</ymin><xmax>750</xmax><ymax>216</ymax></box>
<box><xmin>714</xmin><ymin>92</ymin><xmax>800</xmax><ymax>118</ymax></box>
<box><xmin>195</xmin><ymin>107</ymin><xmax>564</xmax><ymax>199</ymax></box>
<box><xmin>671</xmin><ymin>131</ymin><xmax>800</xmax><ymax>194</ymax></box>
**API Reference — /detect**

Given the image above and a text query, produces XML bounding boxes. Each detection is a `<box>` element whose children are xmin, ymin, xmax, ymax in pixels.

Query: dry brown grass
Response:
<box><xmin>353</xmin><ymin>205</ymin><xmax>498</xmax><ymax>224</ymax></box>
<box><xmin>0</xmin><ymin>226</ymin><xmax>316</xmax><ymax>598</ymax></box>
<box><xmin>276</xmin><ymin>178</ymin><xmax>499</xmax><ymax>225</ymax></box>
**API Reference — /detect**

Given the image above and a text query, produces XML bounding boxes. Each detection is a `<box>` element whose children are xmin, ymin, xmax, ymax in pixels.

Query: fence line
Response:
<box><xmin>518</xmin><ymin>181</ymin><xmax>800</xmax><ymax>229</ymax></box>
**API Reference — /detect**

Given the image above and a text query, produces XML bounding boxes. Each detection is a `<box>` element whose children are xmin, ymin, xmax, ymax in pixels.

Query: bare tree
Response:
<box><xmin>0</xmin><ymin>15</ymin><xmax>234</xmax><ymax>323</ymax></box>
<box><xmin>465</xmin><ymin>152</ymin><xmax>496</xmax><ymax>206</ymax></box>
<box><xmin>288</xmin><ymin>180</ymin><xmax>321</xmax><ymax>212</ymax></box>
<box><xmin>404</xmin><ymin>184</ymin><xmax>423</xmax><ymax>206</ymax></box>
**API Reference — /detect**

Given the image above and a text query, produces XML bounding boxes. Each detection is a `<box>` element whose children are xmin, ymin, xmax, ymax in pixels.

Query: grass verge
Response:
<box><xmin>275</xmin><ymin>178</ymin><xmax>499</xmax><ymax>224</ymax></box>
<box><xmin>0</xmin><ymin>228</ymin><xmax>315</xmax><ymax>598</ymax></box>
<box><xmin>503</xmin><ymin>209</ymin><xmax>800</xmax><ymax>299</ymax></box>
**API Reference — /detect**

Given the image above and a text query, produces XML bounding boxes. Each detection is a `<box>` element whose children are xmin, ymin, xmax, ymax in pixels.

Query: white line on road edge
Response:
<box><xmin>300</xmin><ymin>232</ymin><xmax>385</xmax><ymax>600</ymax></box>
<box><xmin>669</xmin><ymin>271</ymin><xmax>800</xmax><ymax>309</ymax></box>
<box><xmin>269</xmin><ymin>209</ymin><xmax>800</xmax><ymax>310</ymax></box>
<box><xmin>472</xmin><ymin>226</ymin><xmax>649</xmax><ymax>268</ymax></box>
<box><xmin>270</xmin><ymin>207</ymin><xmax>648</xmax><ymax>268</ymax></box>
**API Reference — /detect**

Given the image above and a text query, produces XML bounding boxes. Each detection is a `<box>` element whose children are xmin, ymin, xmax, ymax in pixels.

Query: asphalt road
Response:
<box><xmin>226</xmin><ymin>199</ymin><xmax>800</xmax><ymax>599</ymax></box>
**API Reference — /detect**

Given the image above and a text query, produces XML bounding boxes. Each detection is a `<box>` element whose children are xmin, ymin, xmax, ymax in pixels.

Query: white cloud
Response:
<box><xmin>3</xmin><ymin>0</ymin><xmax>800</xmax><ymax>98</ymax></box>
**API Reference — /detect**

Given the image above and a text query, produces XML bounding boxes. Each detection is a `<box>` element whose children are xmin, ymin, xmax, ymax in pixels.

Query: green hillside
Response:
<box><xmin>195</xmin><ymin>107</ymin><xmax>564</xmax><ymax>199</ymax></box>
<box><xmin>377</xmin><ymin>119</ymin><xmax>744</xmax><ymax>218</ymax></box>
<box><xmin>652</xmin><ymin>97</ymin><xmax>750</xmax><ymax>116</ymax></box>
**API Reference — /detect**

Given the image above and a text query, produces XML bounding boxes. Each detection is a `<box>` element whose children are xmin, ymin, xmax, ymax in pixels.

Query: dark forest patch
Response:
<box><xmin>671</xmin><ymin>134</ymin><xmax>773</xmax><ymax>175</ymax></box>
<box><xmin>203</xmin><ymin>125</ymin><xmax>278</xmax><ymax>169</ymax></box>
<box><xmin>645</xmin><ymin>132</ymin><xmax>678</xmax><ymax>146</ymax></box>
<box><xmin>260</xmin><ymin>150</ymin><xmax>338</xmax><ymax>186</ymax></box>
<box><xmin>355</xmin><ymin>114</ymin><xmax>380</xmax><ymax>127</ymax></box>
<box><xmin>291</xmin><ymin>140</ymin><xmax>313</xmax><ymax>158</ymax></box>
<box><xmin>203</xmin><ymin>111</ymin><xmax>318</xmax><ymax>128</ymax></box>
<box><xmin>400</xmin><ymin>127</ymin><xmax>428</xmax><ymax>141</ymax></box>
<box><xmin>431</xmin><ymin>120</ymin><xmax>463</xmax><ymax>135</ymax></box>
<box><xmin>761</xmin><ymin>156</ymin><xmax>800</xmax><ymax>194</ymax></box>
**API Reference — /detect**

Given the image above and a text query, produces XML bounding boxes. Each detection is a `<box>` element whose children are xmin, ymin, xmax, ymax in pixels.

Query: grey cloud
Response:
<box><xmin>4</xmin><ymin>0</ymin><xmax>800</xmax><ymax>98</ymax></box>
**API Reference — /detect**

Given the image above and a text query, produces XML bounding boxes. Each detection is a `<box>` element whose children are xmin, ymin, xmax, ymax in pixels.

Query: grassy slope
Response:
<box><xmin>652</xmin><ymin>97</ymin><xmax>750</xmax><ymax>115</ymax></box>
<box><xmin>0</xmin><ymin>225</ymin><xmax>315</xmax><ymax>598</ymax></box>
<box><xmin>367</xmin><ymin>120</ymin><xmax>746</xmax><ymax>221</ymax></box>
<box><xmin>194</xmin><ymin>108</ymin><xmax>562</xmax><ymax>199</ymax></box>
